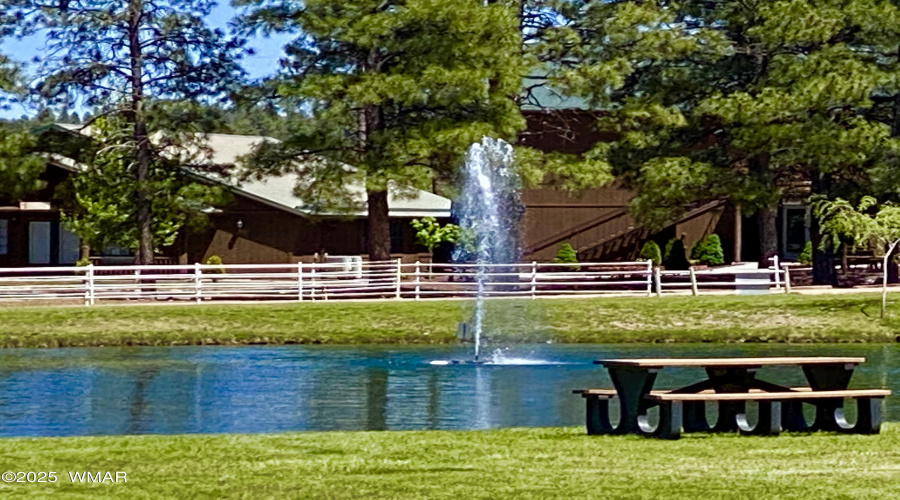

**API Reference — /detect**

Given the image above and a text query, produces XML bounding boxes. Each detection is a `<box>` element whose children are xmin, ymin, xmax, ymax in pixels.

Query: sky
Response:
<box><xmin>0</xmin><ymin>3</ymin><xmax>294</xmax><ymax>119</ymax></box>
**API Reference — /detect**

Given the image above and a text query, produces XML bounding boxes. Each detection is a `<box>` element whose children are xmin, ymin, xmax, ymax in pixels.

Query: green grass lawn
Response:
<box><xmin>2</xmin><ymin>292</ymin><xmax>900</xmax><ymax>347</ymax></box>
<box><xmin>0</xmin><ymin>426</ymin><xmax>898</xmax><ymax>499</ymax></box>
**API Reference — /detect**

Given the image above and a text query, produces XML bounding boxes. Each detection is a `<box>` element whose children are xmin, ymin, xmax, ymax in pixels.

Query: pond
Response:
<box><xmin>0</xmin><ymin>343</ymin><xmax>897</xmax><ymax>437</ymax></box>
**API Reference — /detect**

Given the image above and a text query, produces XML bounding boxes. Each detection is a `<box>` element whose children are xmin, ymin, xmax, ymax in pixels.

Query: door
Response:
<box><xmin>29</xmin><ymin>221</ymin><xmax>51</xmax><ymax>265</ymax></box>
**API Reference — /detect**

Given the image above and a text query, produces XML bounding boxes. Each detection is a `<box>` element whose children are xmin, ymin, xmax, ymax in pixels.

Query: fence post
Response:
<box><xmin>86</xmin><ymin>264</ymin><xmax>96</xmax><ymax>306</ymax></box>
<box><xmin>531</xmin><ymin>261</ymin><xmax>537</xmax><ymax>299</ymax></box>
<box><xmin>194</xmin><ymin>262</ymin><xmax>202</xmax><ymax>304</ymax></box>
<box><xmin>645</xmin><ymin>261</ymin><xmax>653</xmax><ymax>296</ymax></box>
<box><xmin>395</xmin><ymin>258</ymin><xmax>402</xmax><ymax>299</ymax></box>
<box><xmin>654</xmin><ymin>267</ymin><xmax>662</xmax><ymax>297</ymax></box>
<box><xmin>689</xmin><ymin>267</ymin><xmax>699</xmax><ymax>296</ymax></box>
<box><xmin>298</xmin><ymin>262</ymin><xmax>304</xmax><ymax>302</ymax></box>
<box><xmin>415</xmin><ymin>260</ymin><xmax>421</xmax><ymax>301</ymax></box>
<box><xmin>310</xmin><ymin>266</ymin><xmax>316</xmax><ymax>302</ymax></box>
<box><xmin>783</xmin><ymin>265</ymin><xmax>791</xmax><ymax>294</ymax></box>
<box><xmin>771</xmin><ymin>255</ymin><xmax>781</xmax><ymax>290</ymax></box>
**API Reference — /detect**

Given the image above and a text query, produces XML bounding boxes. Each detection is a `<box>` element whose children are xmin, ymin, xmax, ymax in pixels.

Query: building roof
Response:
<box><xmin>48</xmin><ymin>125</ymin><xmax>452</xmax><ymax>219</ymax></box>
<box><xmin>190</xmin><ymin>133</ymin><xmax>451</xmax><ymax>218</ymax></box>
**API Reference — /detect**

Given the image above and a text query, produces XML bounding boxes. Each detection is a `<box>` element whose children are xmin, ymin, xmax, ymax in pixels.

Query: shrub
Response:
<box><xmin>75</xmin><ymin>257</ymin><xmax>91</xmax><ymax>267</ymax></box>
<box><xmin>638</xmin><ymin>241</ymin><xmax>662</xmax><ymax>266</ymax></box>
<box><xmin>690</xmin><ymin>234</ymin><xmax>725</xmax><ymax>266</ymax></box>
<box><xmin>205</xmin><ymin>255</ymin><xmax>226</xmax><ymax>274</ymax></box>
<box><xmin>663</xmin><ymin>238</ymin><xmax>691</xmax><ymax>270</ymax></box>
<box><xmin>552</xmin><ymin>243</ymin><xmax>579</xmax><ymax>264</ymax></box>
<box><xmin>410</xmin><ymin>217</ymin><xmax>461</xmax><ymax>254</ymax></box>
<box><xmin>798</xmin><ymin>241</ymin><xmax>812</xmax><ymax>265</ymax></box>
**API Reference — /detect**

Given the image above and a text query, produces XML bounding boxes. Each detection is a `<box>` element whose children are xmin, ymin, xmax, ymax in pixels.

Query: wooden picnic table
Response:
<box><xmin>586</xmin><ymin>356</ymin><xmax>877</xmax><ymax>436</ymax></box>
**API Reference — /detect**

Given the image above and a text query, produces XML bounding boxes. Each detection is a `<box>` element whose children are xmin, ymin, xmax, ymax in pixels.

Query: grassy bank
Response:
<box><xmin>0</xmin><ymin>426</ymin><xmax>898</xmax><ymax>499</ymax></box>
<box><xmin>2</xmin><ymin>292</ymin><xmax>900</xmax><ymax>347</ymax></box>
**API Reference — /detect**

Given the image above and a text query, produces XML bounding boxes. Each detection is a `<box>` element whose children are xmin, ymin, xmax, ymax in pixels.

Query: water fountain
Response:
<box><xmin>439</xmin><ymin>137</ymin><xmax>524</xmax><ymax>365</ymax></box>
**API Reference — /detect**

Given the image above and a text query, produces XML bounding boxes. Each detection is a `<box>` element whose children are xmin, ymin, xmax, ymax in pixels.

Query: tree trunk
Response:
<box><xmin>367</xmin><ymin>189</ymin><xmax>391</xmax><ymax>261</ymax></box>
<box><xmin>128</xmin><ymin>0</ymin><xmax>153</xmax><ymax>265</ymax></box>
<box><xmin>756</xmin><ymin>204</ymin><xmax>778</xmax><ymax>268</ymax></box>
<box><xmin>79</xmin><ymin>242</ymin><xmax>90</xmax><ymax>261</ymax></box>
<box><xmin>840</xmin><ymin>241</ymin><xmax>849</xmax><ymax>276</ymax></box>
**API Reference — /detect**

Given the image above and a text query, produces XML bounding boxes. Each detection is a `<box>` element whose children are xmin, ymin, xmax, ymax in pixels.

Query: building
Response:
<box><xmin>516</xmin><ymin>108</ymin><xmax>811</xmax><ymax>264</ymax></box>
<box><xmin>0</xmin><ymin>128</ymin><xmax>451</xmax><ymax>267</ymax></box>
<box><xmin>2</xmin><ymin>113</ymin><xmax>812</xmax><ymax>268</ymax></box>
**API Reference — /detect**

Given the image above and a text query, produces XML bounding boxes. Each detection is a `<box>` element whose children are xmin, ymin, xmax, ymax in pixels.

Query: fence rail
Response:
<box><xmin>0</xmin><ymin>260</ymin><xmax>787</xmax><ymax>305</ymax></box>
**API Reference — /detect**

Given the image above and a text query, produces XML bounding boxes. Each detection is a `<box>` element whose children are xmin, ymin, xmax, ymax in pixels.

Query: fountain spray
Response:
<box><xmin>453</xmin><ymin>137</ymin><xmax>523</xmax><ymax>362</ymax></box>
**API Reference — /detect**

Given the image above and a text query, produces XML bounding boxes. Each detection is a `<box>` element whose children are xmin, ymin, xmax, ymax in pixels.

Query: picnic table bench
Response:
<box><xmin>575</xmin><ymin>357</ymin><xmax>891</xmax><ymax>439</ymax></box>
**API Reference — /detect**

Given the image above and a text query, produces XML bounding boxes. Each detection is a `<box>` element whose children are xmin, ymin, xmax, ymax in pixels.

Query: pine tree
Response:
<box><xmin>0</xmin><ymin>122</ymin><xmax>46</xmax><ymax>202</ymax></box>
<box><xmin>0</xmin><ymin>50</ymin><xmax>45</xmax><ymax>200</ymax></box>
<box><xmin>541</xmin><ymin>0</ymin><xmax>900</xmax><ymax>270</ymax></box>
<box><xmin>235</xmin><ymin>0</ymin><xmax>531</xmax><ymax>261</ymax></box>
<box><xmin>552</xmin><ymin>242</ymin><xmax>579</xmax><ymax>263</ymax></box>
<box><xmin>0</xmin><ymin>0</ymin><xmax>247</xmax><ymax>264</ymax></box>
<box><xmin>56</xmin><ymin>116</ymin><xmax>226</xmax><ymax>257</ymax></box>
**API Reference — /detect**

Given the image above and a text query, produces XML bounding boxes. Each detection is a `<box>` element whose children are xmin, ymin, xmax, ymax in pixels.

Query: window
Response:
<box><xmin>0</xmin><ymin>219</ymin><xmax>7</xmax><ymax>255</ymax></box>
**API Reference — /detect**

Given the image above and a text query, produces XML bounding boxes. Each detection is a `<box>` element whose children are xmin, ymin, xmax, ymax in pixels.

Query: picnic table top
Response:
<box><xmin>595</xmin><ymin>357</ymin><xmax>866</xmax><ymax>368</ymax></box>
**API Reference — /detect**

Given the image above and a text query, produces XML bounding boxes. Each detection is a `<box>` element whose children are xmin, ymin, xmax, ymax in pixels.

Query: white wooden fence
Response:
<box><xmin>0</xmin><ymin>260</ymin><xmax>787</xmax><ymax>305</ymax></box>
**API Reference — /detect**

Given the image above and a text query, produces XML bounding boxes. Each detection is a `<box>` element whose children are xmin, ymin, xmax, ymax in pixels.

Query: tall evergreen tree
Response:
<box><xmin>57</xmin><ymin>116</ymin><xmax>226</xmax><ymax>258</ymax></box>
<box><xmin>0</xmin><ymin>49</ymin><xmax>46</xmax><ymax>201</ymax></box>
<box><xmin>543</xmin><ymin>0</ymin><xmax>900</xmax><ymax>269</ymax></box>
<box><xmin>0</xmin><ymin>122</ymin><xmax>46</xmax><ymax>202</ymax></box>
<box><xmin>0</xmin><ymin>0</ymin><xmax>247</xmax><ymax>264</ymax></box>
<box><xmin>235</xmin><ymin>0</ymin><xmax>530</xmax><ymax>261</ymax></box>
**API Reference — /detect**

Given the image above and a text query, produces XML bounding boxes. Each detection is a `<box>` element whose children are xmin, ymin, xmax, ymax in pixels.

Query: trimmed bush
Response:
<box><xmin>690</xmin><ymin>234</ymin><xmax>725</xmax><ymax>266</ymax></box>
<box><xmin>205</xmin><ymin>255</ymin><xmax>226</xmax><ymax>274</ymax></box>
<box><xmin>799</xmin><ymin>241</ymin><xmax>812</xmax><ymax>265</ymax></box>
<box><xmin>663</xmin><ymin>239</ymin><xmax>691</xmax><ymax>270</ymax></box>
<box><xmin>552</xmin><ymin>243</ymin><xmax>579</xmax><ymax>264</ymax></box>
<box><xmin>638</xmin><ymin>241</ymin><xmax>662</xmax><ymax>266</ymax></box>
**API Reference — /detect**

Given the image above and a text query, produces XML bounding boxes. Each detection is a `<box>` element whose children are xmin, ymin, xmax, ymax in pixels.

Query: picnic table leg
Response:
<box><xmin>849</xmin><ymin>397</ymin><xmax>883</xmax><ymax>434</ymax></box>
<box><xmin>705</xmin><ymin>367</ymin><xmax>757</xmax><ymax>432</ymax></box>
<box><xmin>737</xmin><ymin>401</ymin><xmax>782</xmax><ymax>436</ymax></box>
<box><xmin>607</xmin><ymin>366</ymin><xmax>658</xmax><ymax>435</ymax></box>
<box><xmin>781</xmin><ymin>400</ymin><xmax>810</xmax><ymax>432</ymax></box>
<box><xmin>802</xmin><ymin>364</ymin><xmax>855</xmax><ymax>432</ymax></box>
<box><xmin>682</xmin><ymin>402</ymin><xmax>709</xmax><ymax>433</ymax></box>
<box><xmin>585</xmin><ymin>395</ymin><xmax>613</xmax><ymax>435</ymax></box>
<box><xmin>653</xmin><ymin>401</ymin><xmax>683</xmax><ymax>439</ymax></box>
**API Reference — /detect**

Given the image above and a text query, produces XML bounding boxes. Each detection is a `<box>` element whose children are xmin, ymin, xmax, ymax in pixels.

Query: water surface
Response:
<box><xmin>0</xmin><ymin>343</ymin><xmax>897</xmax><ymax>437</ymax></box>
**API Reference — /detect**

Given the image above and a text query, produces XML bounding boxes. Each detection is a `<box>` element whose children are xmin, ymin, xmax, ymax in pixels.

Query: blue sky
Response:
<box><xmin>0</xmin><ymin>3</ymin><xmax>293</xmax><ymax>119</ymax></box>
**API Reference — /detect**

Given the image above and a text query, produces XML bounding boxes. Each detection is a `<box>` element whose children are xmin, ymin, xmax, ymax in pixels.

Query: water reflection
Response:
<box><xmin>0</xmin><ymin>344</ymin><xmax>897</xmax><ymax>437</ymax></box>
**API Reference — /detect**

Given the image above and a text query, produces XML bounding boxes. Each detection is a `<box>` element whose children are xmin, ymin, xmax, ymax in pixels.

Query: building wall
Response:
<box><xmin>520</xmin><ymin>110</ymin><xmax>616</xmax><ymax>154</ymax></box>
<box><xmin>521</xmin><ymin>186</ymin><xmax>634</xmax><ymax>261</ymax></box>
<box><xmin>519</xmin><ymin>110</ymin><xmax>731</xmax><ymax>263</ymax></box>
<box><xmin>180</xmin><ymin>196</ymin><xmax>427</xmax><ymax>264</ymax></box>
<box><xmin>0</xmin><ymin>163</ymin><xmax>78</xmax><ymax>267</ymax></box>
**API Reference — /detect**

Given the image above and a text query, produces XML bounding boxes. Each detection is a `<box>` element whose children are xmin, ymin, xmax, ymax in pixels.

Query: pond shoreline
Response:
<box><xmin>1</xmin><ymin>292</ymin><xmax>900</xmax><ymax>348</ymax></box>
